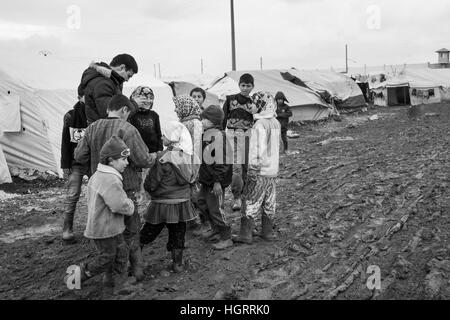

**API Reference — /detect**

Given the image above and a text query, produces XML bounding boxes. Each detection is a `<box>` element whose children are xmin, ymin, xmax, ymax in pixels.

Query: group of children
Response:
<box><xmin>62</xmin><ymin>59</ymin><xmax>292</xmax><ymax>293</ymax></box>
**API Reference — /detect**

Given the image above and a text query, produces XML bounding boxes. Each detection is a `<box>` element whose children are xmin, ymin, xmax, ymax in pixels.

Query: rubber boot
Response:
<box><xmin>113</xmin><ymin>271</ymin><xmax>132</xmax><ymax>295</ymax></box>
<box><xmin>62</xmin><ymin>212</ymin><xmax>75</xmax><ymax>241</ymax></box>
<box><xmin>232</xmin><ymin>216</ymin><xmax>253</xmax><ymax>244</ymax></box>
<box><xmin>171</xmin><ymin>249</ymin><xmax>184</xmax><ymax>273</ymax></box>
<box><xmin>192</xmin><ymin>220</ymin><xmax>211</xmax><ymax>237</ymax></box>
<box><xmin>211</xmin><ymin>238</ymin><xmax>233</xmax><ymax>250</ymax></box>
<box><xmin>129</xmin><ymin>246</ymin><xmax>145</xmax><ymax>282</ymax></box>
<box><xmin>261</xmin><ymin>214</ymin><xmax>275</xmax><ymax>241</ymax></box>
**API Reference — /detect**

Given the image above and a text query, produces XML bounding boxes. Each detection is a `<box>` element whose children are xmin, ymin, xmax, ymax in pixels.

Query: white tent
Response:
<box><xmin>284</xmin><ymin>69</ymin><xmax>366</xmax><ymax>110</ymax></box>
<box><xmin>207</xmin><ymin>70</ymin><xmax>335</xmax><ymax>122</ymax></box>
<box><xmin>370</xmin><ymin>68</ymin><xmax>450</xmax><ymax>107</ymax></box>
<box><xmin>0</xmin><ymin>142</ymin><xmax>12</xmax><ymax>184</ymax></box>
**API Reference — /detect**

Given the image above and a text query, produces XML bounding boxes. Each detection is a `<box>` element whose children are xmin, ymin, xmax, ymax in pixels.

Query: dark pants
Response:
<box><xmin>86</xmin><ymin>234</ymin><xmax>128</xmax><ymax>276</ymax></box>
<box><xmin>124</xmin><ymin>192</ymin><xmax>141</xmax><ymax>261</ymax></box>
<box><xmin>140</xmin><ymin>222</ymin><xmax>186</xmax><ymax>251</ymax></box>
<box><xmin>63</xmin><ymin>165</ymin><xmax>90</xmax><ymax>217</ymax></box>
<box><xmin>197</xmin><ymin>185</ymin><xmax>231</xmax><ymax>240</ymax></box>
<box><xmin>281</xmin><ymin>129</ymin><xmax>288</xmax><ymax>152</ymax></box>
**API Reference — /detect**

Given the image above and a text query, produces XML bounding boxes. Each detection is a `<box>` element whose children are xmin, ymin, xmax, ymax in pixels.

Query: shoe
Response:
<box><xmin>171</xmin><ymin>249</ymin><xmax>184</xmax><ymax>273</ymax></box>
<box><xmin>232</xmin><ymin>216</ymin><xmax>254</xmax><ymax>244</ymax></box>
<box><xmin>261</xmin><ymin>214</ymin><xmax>275</xmax><ymax>241</ymax></box>
<box><xmin>211</xmin><ymin>239</ymin><xmax>233</xmax><ymax>250</ymax></box>
<box><xmin>232</xmin><ymin>198</ymin><xmax>242</xmax><ymax>211</ymax></box>
<box><xmin>62</xmin><ymin>213</ymin><xmax>75</xmax><ymax>241</ymax></box>
<box><xmin>113</xmin><ymin>271</ymin><xmax>133</xmax><ymax>295</ymax></box>
<box><xmin>129</xmin><ymin>247</ymin><xmax>144</xmax><ymax>282</ymax></box>
<box><xmin>201</xmin><ymin>228</ymin><xmax>220</xmax><ymax>240</ymax></box>
<box><xmin>192</xmin><ymin>222</ymin><xmax>211</xmax><ymax>237</ymax></box>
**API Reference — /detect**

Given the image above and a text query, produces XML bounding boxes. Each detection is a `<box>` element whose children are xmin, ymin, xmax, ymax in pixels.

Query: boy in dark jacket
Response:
<box><xmin>221</xmin><ymin>73</ymin><xmax>258</xmax><ymax>211</ymax></box>
<box><xmin>198</xmin><ymin>106</ymin><xmax>233</xmax><ymax>250</ymax></box>
<box><xmin>275</xmin><ymin>91</ymin><xmax>292</xmax><ymax>154</ymax></box>
<box><xmin>61</xmin><ymin>96</ymin><xmax>89</xmax><ymax>242</ymax></box>
<box><xmin>78</xmin><ymin>54</ymin><xmax>138</xmax><ymax>125</ymax></box>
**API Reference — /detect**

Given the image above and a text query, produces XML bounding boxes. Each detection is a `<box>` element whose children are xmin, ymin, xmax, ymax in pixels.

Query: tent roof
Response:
<box><xmin>372</xmin><ymin>68</ymin><xmax>450</xmax><ymax>89</ymax></box>
<box><xmin>208</xmin><ymin>69</ymin><xmax>331</xmax><ymax>109</ymax></box>
<box><xmin>436</xmin><ymin>48</ymin><xmax>450</xmax><ymax>53</ymax></box>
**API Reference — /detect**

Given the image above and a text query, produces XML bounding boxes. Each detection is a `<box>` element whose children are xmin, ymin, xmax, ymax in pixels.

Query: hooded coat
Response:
<box><xmin>78</xmin><ymin>62</ymin><xmax>125</xmax><ymax>124</ymax></box>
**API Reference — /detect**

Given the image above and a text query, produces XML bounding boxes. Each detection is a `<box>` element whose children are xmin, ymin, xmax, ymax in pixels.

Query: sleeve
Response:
<box><xmin>61</xmin><ymin>112</ymin><xmax>73</xmax><ymax>169</ymax></box>
<box><xmin>285</xmin><ymin>106</ymin><xmax>293</xmax><ymax>117</ymax></box>
<box><xmin>73</xmin><ymin>126</ymin><xmax>91</xmax><ymax>165</ymax></box>
<box><xmin>248</xmin><ymin>122</ymin><xmax>264</xmax><ymax>170</ymax></box>
<box><xmin>155</xmin><ymin>113</ymin><xmax>163</xmax><ymax>152</ymax></box>
<box><xmin>144</xmin><ymin>161</ymin><xmax>162</xmax><ymax>192</ymax></box>
<box><xmin>93</xmin><ymin>81</ymin><xmax>116</xmax><ymax>119</ymax></box>
<box><xmin>125</xmin><ymin>128</ymin><xmax>155</xmax><ymax>168</ymax></box>
<box><xmin>211</xmin><ymin>131</ymin><xmax>232</xmax><ymax>183</ymax></box>
<box><xmin>193</xmin><ymin>121</ymin><xmax>203</xmax><ymax>163</ymax></box>
<box><xmin>101</xmin><ymin>180</ymin><xmax>134</xmax><ymax>216</ymax></box>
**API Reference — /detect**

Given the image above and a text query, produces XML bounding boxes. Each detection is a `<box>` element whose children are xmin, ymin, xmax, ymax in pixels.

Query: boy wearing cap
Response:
<box><xmin>275</xmin><ymin>91</ymin><xmax>292</xmax><ymax>154</ymax></box>
<box><xmin>234</xmin><ymin>92</ymin><xmax>281</xmax><ymax>244</ymax></box>
<box><xmin>74</xmin><ymin>94</ymin><xmax>156</xmax><ymax>282</ymax></box>
<box><xmin>198</xmin><ymin>105</ymin><xmax>233</xmax><ymax>250</ymax></box>
<box><xmin>66</xmin><ymin>135</ymin><xmax>134</xmax><ymax>291</ymax></box>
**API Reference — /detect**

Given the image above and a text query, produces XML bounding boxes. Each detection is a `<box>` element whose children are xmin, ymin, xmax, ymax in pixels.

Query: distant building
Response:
<box><xmin>428</xmin><ymin>48</ymin><xmax>450</xmax><ymax>69</ymax></box>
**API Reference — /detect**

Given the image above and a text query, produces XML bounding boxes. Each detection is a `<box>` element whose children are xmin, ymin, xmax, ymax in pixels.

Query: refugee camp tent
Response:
<box><xmin>207</xmin><ymin>70</ymin><xmax>335</xmax><ymax>122</ymax></box>
<box><xmin>0</xmin><ymin>143</ymin><xmax>12</xmax><ymax>184</ymax></box>
<box><xmin>282</xmin><ymin>69</ymin><xmax>366</xmax><ymax>110</ymax></box>
<box><xmin>370</xmin><ymin>68</ymin><xmax>450</xmax><ymax>107</ymax></box>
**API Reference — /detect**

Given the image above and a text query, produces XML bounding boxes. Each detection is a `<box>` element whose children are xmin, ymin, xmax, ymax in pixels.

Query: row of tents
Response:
<box><xmin>0</xmin><ymin>56</ymin><xmax>367</xmax><ymax>183</ymax></box>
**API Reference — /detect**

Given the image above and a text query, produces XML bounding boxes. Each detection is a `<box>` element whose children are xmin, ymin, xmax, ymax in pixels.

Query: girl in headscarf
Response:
<box><xmin>173</xmin><ymin>95</ymin><xmax>207</xmax><ymax>235</ymax></box>
<box><xmin>140</xmin><ymin>121</ymin><xmax>199</xmax><ymax>273</ymax></box>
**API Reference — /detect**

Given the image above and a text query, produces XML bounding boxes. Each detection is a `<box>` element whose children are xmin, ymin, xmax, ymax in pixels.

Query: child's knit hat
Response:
<box><xmin>200</xmin><ymin>105</ymin><xmax>224</xmax><ymax>127</ymax></box>
<box><xmin>100</xmin><ymin>135</ymin><xmax>130</xmax><ymax>164</ymax></box>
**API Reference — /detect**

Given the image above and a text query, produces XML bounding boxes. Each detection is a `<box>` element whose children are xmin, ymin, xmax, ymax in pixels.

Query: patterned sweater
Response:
<box><xmin>74</xmin><ymin>117</ymin><xmax>155</xmax><ymax>192</ymax></box>
<box><xmin>222</xmin><ymin>93</ymin><xmax>259</xmax><ymax>131</ymax></box>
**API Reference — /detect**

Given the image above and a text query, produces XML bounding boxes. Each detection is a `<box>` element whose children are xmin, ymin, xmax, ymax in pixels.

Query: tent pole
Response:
<box><xmin>345</xmin><ymin>44</ymin><xmax>348</xmax><ymax>73</ymax></box>
<box><xmin>230</xmin><ymin>0</ymin><xmax>236</xmax><ymax>71</ymax></box>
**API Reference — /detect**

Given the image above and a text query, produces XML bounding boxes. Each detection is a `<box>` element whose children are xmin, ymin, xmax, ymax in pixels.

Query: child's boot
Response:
<box><xmin>171</xmin><ymin>249</ymin><xmax>184</xmax><ymax>273</ymax></box>
<box><xmin>261</xmin><ymin>214</ymin><xmax>275</xmax><ymax>241</ymax></box>
<box><xmin>232</xmin><ymin>216</ymin><xmax>254</xmax><ymax>244</ymax></box>
<box><xmin>62</xmin><ymin>212</ymin><xmax>75</xmax><ymax>242</ymax></box>
<box><xmin>129</xmin><ymin>246</ymin><xmax>145</xmax><ymax>282</ymax></box>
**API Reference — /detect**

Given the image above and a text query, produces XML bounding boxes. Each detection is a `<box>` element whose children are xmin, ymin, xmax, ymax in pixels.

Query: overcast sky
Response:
<box><xmin>0</xmin><ymin>0</ymin><xmax>449</xmax><ymax>79</ymax></box>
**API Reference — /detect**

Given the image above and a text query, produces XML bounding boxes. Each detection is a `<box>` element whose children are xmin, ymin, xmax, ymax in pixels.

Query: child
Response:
<box><xmin>222</xmin><ymin>73</ymin><xmax>259</xmax><ymax>211</ymax></box>
<box><xmin>233</xmin><ymin>92</ymin><xmax>281</xmax><ymax>244</ymax></box>
<box><xmin>173</xmin><ymin>95</ymin><xmax>207</xmax><ymax>236</ymax></box>
<box><xmin>197</xmin><ymin>105</ymin><xmax>233</xmax><ymax>250</ymax></box>
<box><xmin>275</xmin><ymin>91</ymin><xmax>292</xmax><ymax>154</ymax></box>
<box><xmin>140</xmin><ymin>121</ymin><xmax>198</xmax><ymax>273</ymax></box>
<box><xmin>129</xmin><ymin>86</ymin><xmax>164</xmax><ymax>153</ymax></box>
<box><xmin>67</xmin><ymin>136</ymin><xmax>134</xmax><ymax>290</ymax></box>
<box><xmin>190</xmin><ymin>87</ymin><xmax>206</xmax><ymax>111</ymax></box>
<box><xmin>129</xmin><ymin>86</ymin><xmax>164</xmax><ymax>203</ymax></box>
<box><xmin>60</xmin><ymin>95</ymin><xmax>89</xmax><ymax>242</ymax></box>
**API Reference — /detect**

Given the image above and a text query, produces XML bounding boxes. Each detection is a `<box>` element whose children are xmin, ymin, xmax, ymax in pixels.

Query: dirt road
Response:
<box><xmin>1</xmin><ymin>103</ymin><xmax>449</xmax><ymax>300</ymax></box>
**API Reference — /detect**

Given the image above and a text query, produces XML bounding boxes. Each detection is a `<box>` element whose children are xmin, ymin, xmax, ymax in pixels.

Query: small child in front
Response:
<box><xmin>66</xmin><ymin>135</ymin><xmax>134</xmax><ymax>291</ymax></box>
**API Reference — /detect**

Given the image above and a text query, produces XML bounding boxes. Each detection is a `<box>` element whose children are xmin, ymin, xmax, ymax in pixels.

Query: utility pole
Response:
<box><xmin>201</xmin><ymin>58</ymin><xmax>204</xmax><ymax>74</ymax></box>
<box><xmin>260</xmin><ymin>56</ymin><xmax>263</xmax><ymax>70</ymax></box>
<box><xmin>230</xmin><ymin>0</ymin><xmax>236</xmax><ymax>71</ymax></box>
<box><xmin>158</xmin><ymin>63</ymin><xmax>161</xmax><ymax>79</ymax></box>
<box><xmin>345</xmin><ymin>44</ymin><xmax>348</xmax><ymax>73</ymax></box>
<box><xmin>153</xmin><ymin>64</ymin><xmax>156</xmax><ymax>78</ymax></box>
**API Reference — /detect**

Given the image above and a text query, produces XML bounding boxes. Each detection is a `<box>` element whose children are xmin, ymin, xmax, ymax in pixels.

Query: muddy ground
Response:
<box><xmin>0</xmin><ymin>103</ymin><xmax>449</xmax><ymax>300</ymax></box>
